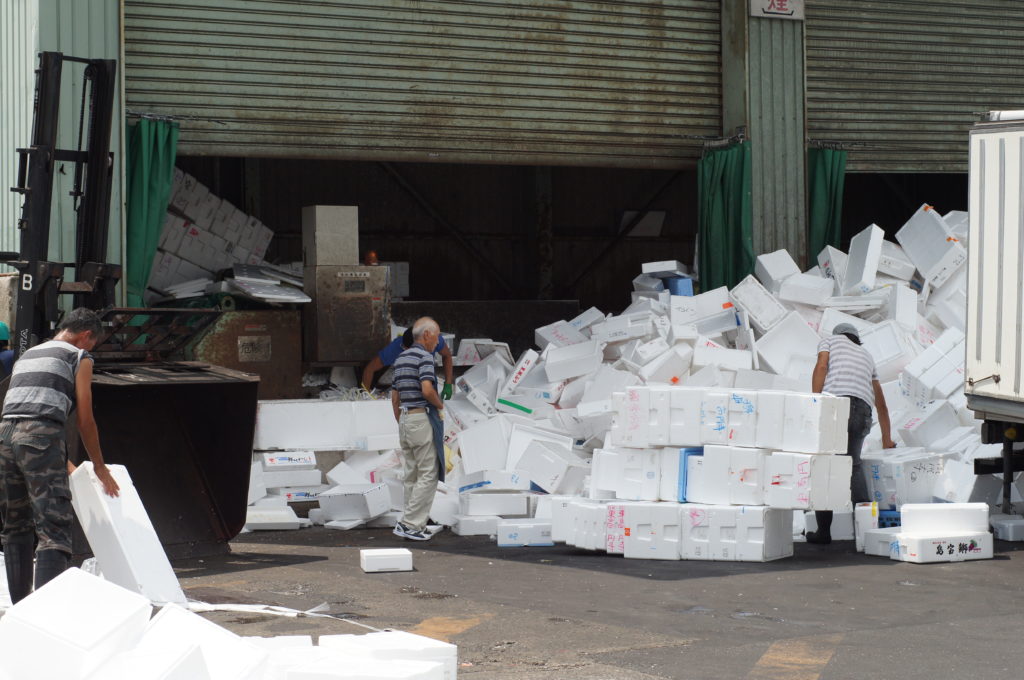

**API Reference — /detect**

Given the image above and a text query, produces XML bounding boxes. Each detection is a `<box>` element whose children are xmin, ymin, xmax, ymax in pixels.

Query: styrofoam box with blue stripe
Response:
<box><xmin>497</xmin><ymin>519</ymin><xmax>554</xmax><ymax>547</ymax></box>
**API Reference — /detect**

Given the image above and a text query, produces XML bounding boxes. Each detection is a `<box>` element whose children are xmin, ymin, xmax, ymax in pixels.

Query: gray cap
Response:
<box><xmin>833</xmin><ymin>322</ymin><xmax>860</xmax><ymax>340</ymax></box>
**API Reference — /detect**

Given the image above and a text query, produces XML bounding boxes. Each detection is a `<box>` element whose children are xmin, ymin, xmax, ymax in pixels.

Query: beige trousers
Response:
<box><xmin>398</xmin><ymin>412</ymin><xmax>439</xmax><ymax>531</ymax></box>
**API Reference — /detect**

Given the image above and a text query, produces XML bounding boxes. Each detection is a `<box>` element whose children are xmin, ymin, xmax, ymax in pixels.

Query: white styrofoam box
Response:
<box><xmin>900</xmin><ymin>502</ymin><xmax>988</xmax><ymax>535</ymax></box>
<box><xmin>457</xmin><ymin>470</ymin><xmax>530</xmax><ymax>494</ymax></box>
<box><xmin>248</xmin><ymin>461</ymin><xmax>267</xmax><ymax>506</ymax></box>
<box><xmin>990</xmin><ymin>514</ymin><xmax>1024</xmax><ymax>541</ymax></box>
<box><xmin>622</xmin><ymin>502</ymin><xmax>682</xmax><ymax>560</ymax></box>
<box><xmin>896</xmin><ymin>400</ymin><xmax>960</xmax><ymax>448</ymax></box>
<box><xmin>642</xmin><ymin>260</ymin><xmax>689</xmax><ymax>278</ymax></box>
<box><xmin>0</xmin><ymin>569</ymin><xmax>151</xmax><ymax>680</ymax></box>
<box><xmin>691</xmin><ymin>286</ymin><xmax>738</xmax><ymax>335</ymax></box>
<box><xmin>535</xmin><ymin>320</ymin><xmax>588</xmax><ymax>350</ymax></box>
<box><xmin>565</xmin><ymin>500</ymin><xmax>607</xmax><ymax>549</ymax></box>
<box><xmin>319</xmin><ymin>630</ymin><xmax>456</xmax><ymax>680</ymax></box>
<box><xmin>548</xmin><ymin>497</ymin><xmax>581</xmax><ymax>542</ymax></box>
<box><xmin>326</xmin><ymin>460</ymin><xmax>368</xmax><ymax>487</ymax></box>
<box><xmin>245</xmin><ymin>506</ymin><xmax>301</xmax><ymax>530</ymax></box>
<box><xmin>854</xmin><ymin>502</ymin><xmax>879</xmax><ymax>552</ymax></box>
<box><xmin>927</xmin><ymin>267</ymin><xmax>967</xmax><ymax>331</ymax></box>
<box><xmin>778</xmin><ymin>272</ymin><xmax>834</xmax><ymax>306</ymax></box>
<box><xmin>756</xmin><ymin>312</ymin><xmax>820</xmax><ymax>386</ymax></box>
<box><xmin>640</xmin><ymin>344</ymin><xmax>695</xmax><ymax>386</ymax></box>
<box><xmin>457</xmin><ymin>416</ymin><xmax>513</xmax><ymax>474</ymax></box>
<box><xmin>895</xmin><ymin>204</ymin><xmax>967</xmax><ymax>288</ymax></box>
<box><xmin>817</xmin><ymin>245</ymin><xmax>849</xmax><ymax>294</ymax></box>
<box><xmin>723</xmin><ymin>390</ymin><xmax>759</xmax><ymax>448</ymax></box>
<box><xmin>360</xmin><ymin>548</ymin><xmax>414</xmax><ymax>572</ymax></box>
<box><xmin>755</xmin><ymin>250</ymin><xmax>800</xmax><ymax>294</ymax></box>
<box><xmin>253</xmin><ymin>495</ymin><xmax>289</xmax><ymax>507</ymax></box>
<box><xmin>544</xmin><ymin>339</ymin><xmax>605</xmax><ymax>381</ymax></box>
<box><xmin>843</xmin><ymin>224</ymin><xmax>885</xmax><ymax>295</ymax></box>
<box><xmin>691</xmin><ymin>345</ymin><xmax>752</xmax><ymax>375</ymax></box>
<box><xmin>428</xmin><ymin>485</ymin><xmax>459</xmax><ymax>526</ymax></box>
<box><xmin>459</xmin><ymin>492</ymin><xmax>528</xmax><ymax>517</ymax></box>
<box><xmin>688</xmin><ymin>445</ymin><xmax>769</xmax><ymax>506</ymax></box>
<box><xmin>944</xmin><ymin>209</ymin><xmax>969</xmax><ymax>242</ymax></box>
<box><xmin>862</xmin><ymin>447</ymin><xmax>956</xmax><ymax>508</ymax></box>
<box><xmin>632</xmin><ymin>274</ymin><xmax>665</xmax><ymax>291</ymax></box>
<box><xmin>84</xmin><ymin>644</ymin><xmax>210</xmax><ymax>680</ymax></box>
<box><xmin>630</xmin><ymin>337</ymin><xmax>671</xmax><ymax>366</ymax></box>
<box><xmin>894</xmin><ymin>532</ymin><xmax>993</xmax><ymax>564</ymax></box>
<box><xmin>515</xmin><ymin>441</ymin><xmax>586</xmax><ymax>494</ymax></box>
<box><xmin>603</xmin><ymin>501</ymin><xmax>629</xmax><ymax>554</ymax></box>
<box><xmin>669</xmin><ymin>294</ymin><xmax>699</xmax><ymax>340</ymax></box>
<box><xmin>681</xmin><ymin>505</ymin><xmax>793</xmax><ymax>562</ymax></box>
<box><xmin>134</xmin><ymin>603</ymin><xmax>266</xmax><ymax>680</ymax></box>
<box><xmin>752</xmin><ymin>390</ymin><xmax>787</xmax><ymax>450</ymax></box>
<box><xmin>803</xmin><ymin>509</ymin><xmax>855</xmax><ymax>540</ymax></box>
<box><xmin>723</xmin><ymin>444</ymin><xmax>769</xmax><ymax>505</ymax></box>
<box><xmin>615</xmin><ymin>448</ymin><xmax>661</xmax><ymax>501</ymax></box>
<box><xmin>69</xmin><ymin>464</ymin><xmax>186</xmax><ymax>605</ymax></box>
<box><xmin>878</xmin><ymin>240</ymin><xmax>916</xmax><ymax>280</ymax></box>
<box><xmin>819</xmin><ymin>310</ymin><xmax>875</xmax><ymax>341</ymax></box>
<box><xmin>500</xmin><ymin>349</ymin><xmax>540</xmax><ymax>396</ymax></box>
<box><xmin>570</xmin><ymin>306</ymin><xmax>606</xmax><ymax>332</ymax></box>
<box><xmin>497</xmin><ymin>519</ymin><xmax>554</xmax><ymax>547</ymax></box>
<box><xmin>885</xmin><ymin>284</ymin><xmax>918</xmax><ymax>331</ymax></box>
<box><xmin>760</xmin><ymin>450</ymin><xmax>834</xmax><ymax>509</ymax></box>
<box><xmin>863</xmin><ymin>526</ymin><xmax>902</xmax><ymax>558</ymax></box>
<box><xmin>781</xmin><ymin>393</ymin><xmax>848</xmax><ymax>454</ymax></box>
<box><xmin>318</xmin><ymin>484</ymin><xmax>390</xmax><ymax>521</ymax></box>
<box><xmin>789</xmin><ymin>302</ymin><xmax>824</xmax><ymax>337</ymax></box>
<box><xmin>456</xmin><ymin>351</ymin><xmax>512</xmax><ymax>416</ymax></box>
<box><xmin>260</xmin><ymin>451</ymin><xmax>317</xmax><ymax>471</ymax></box>
<box><xmin>859</xmin><ymin>321</ymin><xmax>916</xmax><ymax>383</ymax></box>
<box><xmin>730</xmin><ymin>274</ymin><xmax>789</xmax><ymax>333</ymax></box>
<box><xmin>254</xmin><ymin>400</ymin><xmax>399</xmax><ymax>452</ymax></box>
<box><xmin>579</xmin><ymin>365</ymin><xmax>641</xmax><ymax>414</ymax></box>
<box><xmin>506</xmin><ymin>423</ymin><xmax>574</xmax><ymax>471</ymax></box>
<box><xmin>261</xmin><ymin>469</ymin><xmax>323</xmax><ymax>488</ymax></box>
<box><xmin>452</xmin><ymin>514</ymin><xmax>500</xmax><ymax>536</ymax></box>
<box><xmin>682</xmin><ymin>449</ymin><xmax>723</xmax><ymax>505</ymax></box>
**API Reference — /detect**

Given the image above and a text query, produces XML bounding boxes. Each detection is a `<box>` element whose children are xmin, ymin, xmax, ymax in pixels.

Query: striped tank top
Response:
<box><xmin>2</xmin><ymin>340</ymin><xmax>91</xmax><ymax>424</ymax></box>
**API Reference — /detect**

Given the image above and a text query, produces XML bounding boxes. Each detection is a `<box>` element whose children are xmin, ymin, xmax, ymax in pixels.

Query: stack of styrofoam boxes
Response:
<box><xmin>146</xmin><ymin>168</ymin><xmax>275</xmax><ymax>302</ymax></box>
<box><xmin>0</xmin><ymin>568</ymin><xmax>456</xmax><ymax>679</ymax></box>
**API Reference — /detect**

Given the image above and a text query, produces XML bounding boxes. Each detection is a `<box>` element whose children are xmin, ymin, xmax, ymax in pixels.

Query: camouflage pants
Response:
<box><xmin>0</xmin><ymin>419</ymin><xmax>72</xmax><ymax>553</ymax></box>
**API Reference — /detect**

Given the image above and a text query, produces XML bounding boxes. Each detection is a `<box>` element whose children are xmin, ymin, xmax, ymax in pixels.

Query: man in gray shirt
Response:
<box><xmin>808</xmin><ymin>322</ymin><xmax>895</xmax><ymax>544</ymax></box>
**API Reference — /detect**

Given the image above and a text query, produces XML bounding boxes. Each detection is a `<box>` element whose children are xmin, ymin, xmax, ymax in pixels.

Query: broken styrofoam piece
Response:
<box><xmin>497</xmin><ymin>519</ymin><xmax>554</xmax><ymax>547</ymax></box>
<box><xmin>755</xmin><ymin>312</ymin><xmax>820</xmax><ymax>385</ymax></box>
<box><xmin>755</xmin><ymin>250</ymin><xmax>800</xmax><ymax>294</ymax></box>
<box><xmin>0</xmin><ymin>569</ymin><xmax>152</xmax><ymax>680</ymax></box>
<box><xmin>817</xmin><ymin>246</ymin><xmax>848</xmax><ymax>294</ymax></box>
<box><xmin>254</xmin><ymin>400</ymin><xmax>399</xmax><ymax>452</ymax></box>
<box><xmin>245</xmin><ymin>506</ymin><xmax>302</xmax><ymax>530</ymax></box>
<box><xmin>729</xmin><ymin>275</ymin><xmax>789</xmax><ymax>334</ymax></box>
<box><xmin>318</xmin><ymin>484</ymin><xmax>391</xmax><ymax>521</ymax></box>
<box><xmin>360</xmin><ymin>548</ymin><xmax>413</xmax><ymax>573</ymax></box>
<box><xmin>878</xmin><ymin>240</ymin><xmax>916</xmax><ymax>281</ymax></box>
<box><xmin>681</xmin><ymin>505</ymin><xmax>793</xmax><ymax>562</ymax></box>
<box><xmin>896</xmin><ymin>204</ymin><xmax>967</xmax><ymax>288</ymax></box>
<box><xmin>843</xmin><ymin>223</ymin><xmax>885</xmax><ymax>295</ymax></box>
<box><xmin>893</xmin><ymin>532</ymin><xmax>993</xmax><ymax>564</ymax></box>
<box><xmin>70</xmin><ymin>463</ymin><xmax>187</xmax><ymax>605</ymax></box>
<box><xmin>544</xmin><ymin>339</ymin><xmax>605</xmax><ymax>381</ymax></box>
<box><xmin>136</xmin><ymin>603</ymin><xmax>267</xmax><ymax>680</ymax></box>
<box><xmin>325</xmin><ymin>519</ymin><xmax>365</xmax><ymax>531</ymax></box>
<box><xmin>778</xmin><ymin>273</ymin><xmax>834</xmax><ymax>306</ymax></box>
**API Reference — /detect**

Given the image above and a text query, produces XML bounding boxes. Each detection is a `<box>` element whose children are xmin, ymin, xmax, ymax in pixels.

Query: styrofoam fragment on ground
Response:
<box><xmin>136</xmin><ymin>603</ymin><xmax>267</xmax><ymax>680</ymax></box>
<box><xmin>245</xmin><ymin>506</ymin><xmax>302</xmax><ymax>530</ymax></box>
<box><xmin>0</xmin><ymin>569</ymin><xmax>152</xmax><ymax>680</ymax></box>
<box><xmin>318</xmin><ymin>483</ymin><xmax>390</xmax><ymax>521</ymax></box>
<box><xmin>895</xmin><ymin>203</ymin><xmax>967</xmax><ymax>288</ymax></box>
<box><xmin>755</xmin><ymin>250</ymin><xmax>800</xmax><ymax>294</ymax></box>
<box><xmin>844</xmin><ymin>224</ymin><xmax>885</xmax><ymax>294</ymax></box>
<box><xmin>778</xmin><ymin>272</ymin><xmax>834</xmax><ymax>306</ymax></box>
<box><xmin>894</xmin><ymin>531</ymin><xmax>992</xmax><ymax>564</ymax></box>
<box><xmin>360</xmin><ymin>548</ymin><xmax>413</xmax><ymax>573</ymax></box>
<box><xmin>878</xmin><ymin>240</ymin><xmax>916</xmax><ymax>280</ymax></box>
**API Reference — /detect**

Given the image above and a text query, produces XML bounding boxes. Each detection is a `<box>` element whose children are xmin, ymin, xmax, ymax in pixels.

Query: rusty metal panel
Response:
<box><xmin>186</xmin><ymin>310</ymin><xmax>305</xmax><ymax>399</ymax></box>
<box><xmin>123</xmin><ymin>0</ymin><xmax>720</xmax><ymax>169</ymax></box>
<box><xmin>304</xmin><ymin>265</ymin><xmax>391</xmax><ymax>363</ymax></box>
<box><xmin>806</xmin><ymin>0</ymin><xmax>1024</xmax><ymax>173</ymax></box>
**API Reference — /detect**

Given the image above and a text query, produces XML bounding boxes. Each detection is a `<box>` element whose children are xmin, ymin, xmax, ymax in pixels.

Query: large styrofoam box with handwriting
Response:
<box><xmin>862</xmin><ymin>448</ymin><xmax>955</xmax><ymax>509</ymax></box>
<box><xmin>896</xmin><ymin>203</ymin><xmax>967</xmax><ymax>288</ymax></box>
<box><xmin>0</xmin><ymin>569</ymin><xmax>152</xmax><ymax>680</ymax></box>
<box><xmin>765</xmin><ymin>452</ymin><xmax>850</xmax><ymax>510</ymax></box>
<box><xmin>70</xmin><ymin>463</ymin><xmax>186</xmax><ymax>605</ymax></box>
<box><xmin>535</xmin><ymin>320</ymin><xmax>587</xmax><ymax>350</ymax></box>
<box><xmin>136</xmin><ymin>604</ymin><xmax>267</xmax><ymax>680</ymax></box>
<box><xmin>900</xmin><ymin>502</ymin><xmax>989</xmax><ymax>535</ymax></box>
<box><xmin>878</xmin><ymin>240</ymin><xmax>916</xmax><ymax>281</ymax></box>
<box><xmin>843</xmin><ymin>224</ymin><xmax>885</xmax><ymax>295</ymax></box>
<box><xmin>681</xmin><ymin>505</ymin><xmax>790</xmax><ymax>562</ymax></box>
<box><xmin>622</xmin><ymin>503</ymin><xmax>682</xmax><ymax>560</ymax></box>
<box><xmin>894</xmin><ymin>532</ymin><xmax>993</xmax><ymax>564</ymax></box>
<box><xmin>864</xmin><ymin>526</ymin><xmax>901</xmax><ymax>558</ymax></box>
<box><xmin>319</xmin><ymin>630</ymin><xmax>456</xmax><ymax>680</ymax></box>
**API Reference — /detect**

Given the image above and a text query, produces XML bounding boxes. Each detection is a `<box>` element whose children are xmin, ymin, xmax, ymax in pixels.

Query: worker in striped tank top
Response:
<box><xmin>808</xmin><ymin>323</ymin><xmax>896</xmax><ymax>544</ymax></box>
<box><xmin>0</xmin><ymin>308</ymin><xmax>120</xmax><ymax>603</ymax></box>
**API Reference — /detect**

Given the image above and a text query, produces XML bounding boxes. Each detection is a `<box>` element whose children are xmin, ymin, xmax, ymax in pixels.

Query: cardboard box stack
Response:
<box><xmin>146</xmin><ymin>168</ymin><xmax>277</xmax><ymax>303</ymax></box>
<box><xmin>425</xmin><ymin>205</ymin><xmax>1000</xmax><ymax>564</ymax></box>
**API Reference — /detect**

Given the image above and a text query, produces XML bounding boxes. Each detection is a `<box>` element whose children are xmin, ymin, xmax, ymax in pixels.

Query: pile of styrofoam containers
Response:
<box><xmin>0</xmin><ymin>568</ymin><xmax>457</xmax><ymax>680</ymax></box>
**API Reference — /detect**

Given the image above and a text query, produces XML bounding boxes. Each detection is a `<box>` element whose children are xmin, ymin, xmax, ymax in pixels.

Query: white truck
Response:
<box><xmin>966</xmin><ymin>111</ymin><xmax>1024</xmax><ymax>511</ymax></box>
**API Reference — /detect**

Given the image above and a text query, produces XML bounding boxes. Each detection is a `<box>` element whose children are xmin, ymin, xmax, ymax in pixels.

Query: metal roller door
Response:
<box><xmin>806</xmin><ymin>0</ymin><xmax>1024</xmax><ymax>173</ymax></box>
<box><xmin>124</xmin><ymin>0</ymin><xmax>720</xmax><ymax>168</ymax></box>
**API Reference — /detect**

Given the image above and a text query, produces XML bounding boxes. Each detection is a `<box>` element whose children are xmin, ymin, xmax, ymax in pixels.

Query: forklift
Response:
<box><xmin>3</xmin><ymin>52</ymin><xmax>259</xmax><ymax>559</ymax></box>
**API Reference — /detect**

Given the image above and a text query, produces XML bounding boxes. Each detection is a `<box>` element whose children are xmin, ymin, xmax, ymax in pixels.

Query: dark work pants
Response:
<box><xmin>815</xmin><ymin>396</ymin><xmax>873</xmax><ymax>536</ymax></box>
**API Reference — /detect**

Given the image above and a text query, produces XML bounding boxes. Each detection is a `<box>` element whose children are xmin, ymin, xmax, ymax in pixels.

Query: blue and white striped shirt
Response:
<box><xmin>393</xmin><ymin>344</ymin><xmax>436</xmax><ymax>409</ymax></box>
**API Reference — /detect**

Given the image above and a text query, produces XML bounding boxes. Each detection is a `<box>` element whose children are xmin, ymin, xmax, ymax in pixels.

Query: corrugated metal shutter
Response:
<box><xmin>124</xmin><ymin>0</ymin><xmax>720</xmax><ymax>168</ymax></box>
<box><xmin>806</xmin><ymin>0</ymin><xmax>1024</xmax><ymax>173</ymax></box>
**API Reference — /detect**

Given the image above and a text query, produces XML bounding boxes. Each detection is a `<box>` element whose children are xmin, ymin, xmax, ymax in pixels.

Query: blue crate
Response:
<box><xmin>878</xmin><ymin>510</ymin><xmax>901</xmax><ymax>528</ymax></box>
<box><xmin>666</xmin><ymin>276</ymin><xmax>694</xmax><ymax>296</ymax></box>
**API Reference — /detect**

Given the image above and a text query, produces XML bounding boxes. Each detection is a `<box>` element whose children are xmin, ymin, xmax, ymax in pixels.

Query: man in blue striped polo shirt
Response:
<box><xmin>391</xmin><ymin>317</ymin><xmax>445</xmax><ymax>541</ymax></box>
<box><xmin>0</xmin><ymin>308</ymin><xmax>120</xmax><ymax>602</ymax></box>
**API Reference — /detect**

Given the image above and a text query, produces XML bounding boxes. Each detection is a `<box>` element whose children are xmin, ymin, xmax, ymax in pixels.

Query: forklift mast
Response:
<box><xmin>7</xmin><ymin>51</ymin><xmax>120</xmax><ymax>355</ymax></box>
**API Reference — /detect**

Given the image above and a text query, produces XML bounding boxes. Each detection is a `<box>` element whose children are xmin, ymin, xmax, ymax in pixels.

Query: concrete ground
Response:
<box><xmin>177</xmin><ymin>527</ymin><xmax>1024</xmax><ymax>680</ymax></box>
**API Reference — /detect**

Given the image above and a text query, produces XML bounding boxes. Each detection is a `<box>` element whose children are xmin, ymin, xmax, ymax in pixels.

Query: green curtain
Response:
<box><xmin>125</xmin><ymin>118</ymin><xmax>179</xmax><ymax>307</ymax></box>
<box><xmin>697</xmin><ymin>141</ymin><xmax>753</xmax><ymax>292</ymax></box>
<box><xmin>807</xmin><ymin>147</ymin><xmax>847</xmax><ymax>263</ymax></box>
